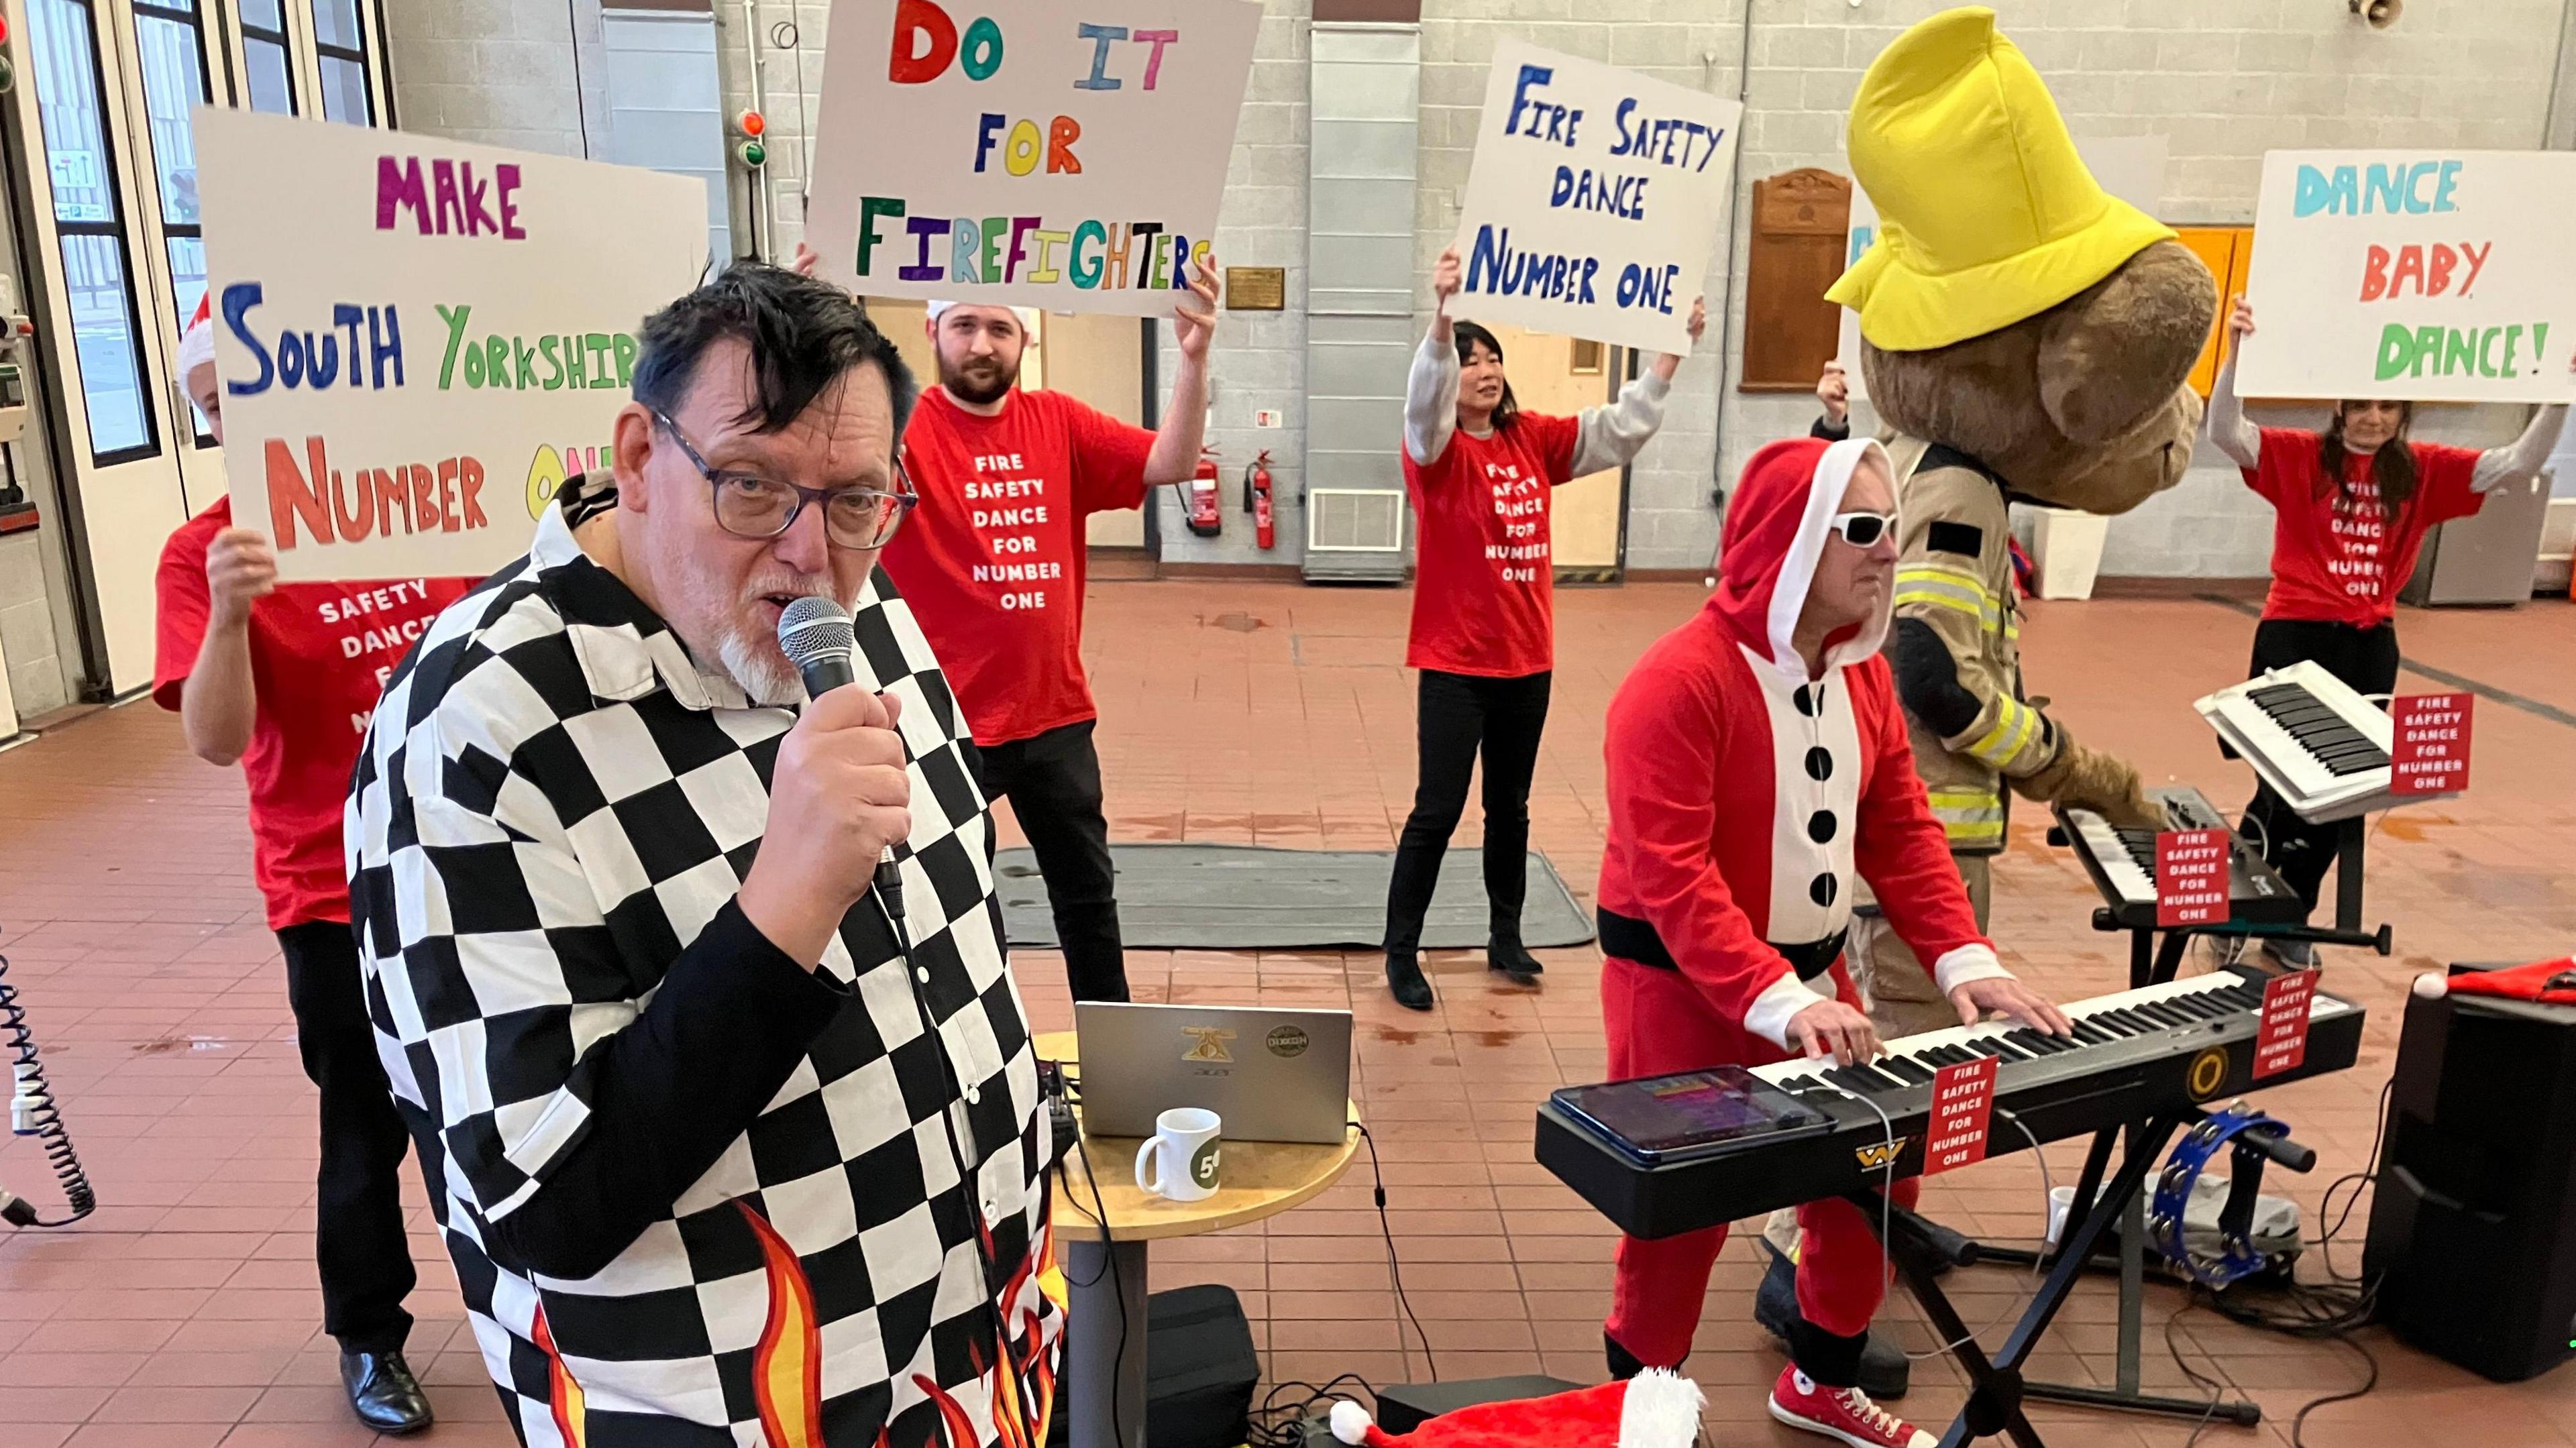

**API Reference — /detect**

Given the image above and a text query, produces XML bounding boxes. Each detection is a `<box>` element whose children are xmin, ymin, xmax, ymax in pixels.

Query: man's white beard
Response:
<box><xmin>718</xmin><ymin>629</ymin><xmax>806</xmax><ymax>707</ymax></box>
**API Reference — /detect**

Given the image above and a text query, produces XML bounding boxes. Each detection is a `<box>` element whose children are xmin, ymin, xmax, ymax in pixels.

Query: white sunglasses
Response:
<box><xmin>1827</xmin><ymin>511</ymin><xmax>1895</xmax><ymax>547</ymax></box>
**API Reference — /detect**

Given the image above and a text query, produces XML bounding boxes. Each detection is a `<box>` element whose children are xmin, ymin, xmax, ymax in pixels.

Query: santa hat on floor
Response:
<box><xmin>2412</xmin><ymin>958</ymin><xmax>2576</xmax><ymax>1007</ymax></box>
<box><xmin>1327</xmin><ymin>1371</ymin><xmax>1705</xmax><ymax>1448</ymax></box>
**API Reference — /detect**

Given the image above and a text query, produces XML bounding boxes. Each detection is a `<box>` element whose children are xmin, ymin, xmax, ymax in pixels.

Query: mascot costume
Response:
<box><xmin>1749</xmin><ymin>5</ymin><xmax>2222</xmax><ymax>1399</ymax></box>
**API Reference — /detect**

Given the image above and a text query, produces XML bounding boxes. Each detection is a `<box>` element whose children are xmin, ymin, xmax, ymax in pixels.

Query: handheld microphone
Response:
<box><xmin>777</xmin><ymin>597</ymin><xmax>906</xmax><ymax>921</ymax></box>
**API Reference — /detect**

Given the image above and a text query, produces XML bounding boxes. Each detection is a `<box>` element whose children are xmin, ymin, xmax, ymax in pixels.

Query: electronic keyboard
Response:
<box><xmin>2196</xmin><ymin>661</ymin><xmax>2451</xmax><ymax>823</ymax></box>
<box><xmin>1536</xmin><ymin>964</ymin><xmax>2361</xmax><ymax>1240</ymax></box>
<box><xmin>2049</xmin><ymin>785</ymin><xmax>2303</xmax><ymax>931</ymax></box>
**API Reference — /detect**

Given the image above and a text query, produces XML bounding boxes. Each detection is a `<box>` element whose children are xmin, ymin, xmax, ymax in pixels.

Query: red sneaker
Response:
<box><xmin>1768</xmin><ymin>1365</ymin><xmax>1935</xmax><ymax>1448</ymax></box>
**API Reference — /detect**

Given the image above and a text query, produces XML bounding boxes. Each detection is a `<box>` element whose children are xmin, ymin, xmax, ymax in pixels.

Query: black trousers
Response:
<box><xmin>2237</xmin><ymin>618</ymin><xmax>2402</xmax><ymax>917</ymax></box>
<box><xmin>276</xmin><ymin>920</ymin><xmax>417</xmax><ymax>1355</ymax></box>
<box><xmin>1384</xmin><ymin>669</ymin><xmax>1553</xmax><ymax>954</ymax></box>
<box><xmin>973</xmin><ymin>720</ymin><xmax>1130</xmax><ymax>1003</ymax></box>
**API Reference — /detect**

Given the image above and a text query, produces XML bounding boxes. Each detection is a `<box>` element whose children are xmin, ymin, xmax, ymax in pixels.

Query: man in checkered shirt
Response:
<box><xmin>347</xmin><ymin>263</ymin><xmax>1062</xmax><ymax>1447</ymax></box>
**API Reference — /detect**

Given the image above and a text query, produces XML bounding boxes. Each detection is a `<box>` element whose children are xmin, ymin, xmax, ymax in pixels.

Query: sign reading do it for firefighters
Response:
<box><xmin>805</xmin><ymin>0</ymin><xmax>1263</xmax><ymax>316</ymax></box>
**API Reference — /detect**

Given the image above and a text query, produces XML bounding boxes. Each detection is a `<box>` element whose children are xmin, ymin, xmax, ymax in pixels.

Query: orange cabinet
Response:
<box><xmin>2174</xmin><ymin>225</ymin><xmax>2255</xmax><ymax>400</ymax></box>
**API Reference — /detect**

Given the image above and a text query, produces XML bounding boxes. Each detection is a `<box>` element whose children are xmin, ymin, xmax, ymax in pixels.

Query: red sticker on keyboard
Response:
<box><xmin>1925</xmin><ymin>1055</ymin><xmax>1998</xmax><ymax>1175</ymax></box>
<box><xmin>2155</xmin><ymin>828</ymin><xmax>2231</xmax><ymax>928</ymax></box>
<box><xmin>2391</xmin><ymin>693</ymin><xmax>2472</xmax><ymax>797</ymax></box>
<box><xmin>2253</xmin><ymin>971</ymin><xmax>2318</xmax><ymax>1081</ymax></box>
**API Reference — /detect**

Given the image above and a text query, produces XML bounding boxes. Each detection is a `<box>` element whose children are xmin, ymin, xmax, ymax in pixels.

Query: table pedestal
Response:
<box><xmin>1064</xmin><ymin>1237</ymin><xmax>1151</xmax><ymax>1448</ymax></box>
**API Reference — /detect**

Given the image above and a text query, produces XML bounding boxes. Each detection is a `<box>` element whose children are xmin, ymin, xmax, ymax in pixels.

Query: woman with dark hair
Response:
<box><xmin>1380</xmin><ymin>244</ymin><xmax>1705</xmax><ymax>1010</ymax></box>
<box><xmin>2209</xmin><ymin>295</ymin><xmax>2567</xmax><ymax>962</ymax></box>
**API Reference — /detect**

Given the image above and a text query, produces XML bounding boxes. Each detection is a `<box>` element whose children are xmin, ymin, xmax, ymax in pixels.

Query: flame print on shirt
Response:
<box><xmin>737</xmin><ymin>1199</ymin><xmax>824</xmax><ymax>1448</ymax></box>
<box><xmin>529</xmin><ymin>1303</ymin><xmax>586</xmax><ymax>1448</ymax></box>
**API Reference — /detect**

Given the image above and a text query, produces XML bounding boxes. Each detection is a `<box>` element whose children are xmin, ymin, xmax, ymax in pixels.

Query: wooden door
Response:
<box><xmin>1473</xmin><ymin>321</ymin><xmax>1622</xmax><ymax>575</ymax></box>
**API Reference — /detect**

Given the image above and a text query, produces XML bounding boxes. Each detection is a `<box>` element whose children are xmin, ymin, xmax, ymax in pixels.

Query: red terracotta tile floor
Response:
<box><xmin>3</xmin><ymin>581</ymin><xmax>2573</xmax><ymax>1446</ymax></box>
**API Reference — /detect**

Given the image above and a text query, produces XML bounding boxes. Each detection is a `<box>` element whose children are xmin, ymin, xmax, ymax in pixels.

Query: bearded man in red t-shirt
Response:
<box><xmin>794</xmin><ymin>245</ymin><xmax>1221</xmax><ymax>1002</ymax></box>
<box><xmin>152</xmin><ymin>304</ymin><xmax>472</xmax><ymax>1434</ymax></box>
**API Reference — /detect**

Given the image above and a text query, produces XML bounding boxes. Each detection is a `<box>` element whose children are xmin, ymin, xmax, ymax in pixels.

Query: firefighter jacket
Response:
<box><xmin>1885</xmin><ymin>437</ymin><xmax>2061</xmax><ymax>856</ymax></box>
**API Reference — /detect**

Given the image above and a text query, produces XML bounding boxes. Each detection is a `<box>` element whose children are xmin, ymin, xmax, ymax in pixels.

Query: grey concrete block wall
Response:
<box><xmin>389</xmin><ymin>0</ymin><xmax>2576</xmax><ymax>575</ymax></box>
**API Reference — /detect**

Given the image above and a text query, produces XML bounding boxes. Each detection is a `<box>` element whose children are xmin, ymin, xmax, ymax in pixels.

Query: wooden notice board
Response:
<box><xmin>1739</xmin><ymin>168</ymin><xmax>1852</xmax><ymax>393</ymax></box>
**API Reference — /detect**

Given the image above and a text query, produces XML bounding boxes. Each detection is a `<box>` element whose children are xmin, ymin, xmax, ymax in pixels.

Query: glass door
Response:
<box><xmin>4</xmin><ymin>0</ymin><xmax>390</xmax><ymax>694</ymax></box>
<box><xmin>13</xmin><ymin>0</ymin><xmax>191</xmax><ymax>691</ymax></box>
<box><xmin>117</xmin><ymin>0</ymin><xmax>225</xmax><ymax>502</ymax></box>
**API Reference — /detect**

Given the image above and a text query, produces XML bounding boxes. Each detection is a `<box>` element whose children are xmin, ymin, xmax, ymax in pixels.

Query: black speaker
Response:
<box><xmin>2363</xmin><ymin>966</ymin><xmax>2576</xmax><ymax>1382</ymax></box>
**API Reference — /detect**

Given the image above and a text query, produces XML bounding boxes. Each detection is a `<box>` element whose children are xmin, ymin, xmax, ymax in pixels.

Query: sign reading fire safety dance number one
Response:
<box><xmin>1452</xmin><ymin>41</ymin><xmax>1741</xmax><ymax>355</ymax></box>
<box><xmin>196</xmin><ymin>107</ymin><xmax>708</xmax><ymax>582</ymax></box>
<box><xmin>2237</xmin><ymin>149</ymin><xmax>2576</xmax><ymax>403</ymax></box>
<box><xmin>803</xmin><ymin>0</ymin><xmax>1264</xmax><ymax>316</ymax></box>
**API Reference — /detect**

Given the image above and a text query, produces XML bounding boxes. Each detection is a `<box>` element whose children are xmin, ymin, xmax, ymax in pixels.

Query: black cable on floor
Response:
<box><xmin>1248</xmin><ymin>1374</ymin><xmax>1378</xmax><ymax>1447</ymax></box>
<box><xmin>1352</xmin><ymin>1121</ymin><xmax>1436</xmax><ymax>1383</ymax></box>
<box><xmin>0</xmin><ymin>934</ymin><xmax>93</xmax><ymax>1228</ymax></box>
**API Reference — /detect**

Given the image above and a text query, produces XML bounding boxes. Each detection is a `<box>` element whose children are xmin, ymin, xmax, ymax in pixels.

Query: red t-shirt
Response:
<box><xmin>2244</xmin><ymin>427</ymin><xmax>2483</xmax><ymax>627</ymax></box>
<box><xmin>154</xmin><ymin>498</ymin><xmax>474</xmax><ymax>929</ymax></box>
<box><xmin>1402</xmin><ymin>412</ymin><xmax>1582</xmax><ymax>677</ymax></box>
<box><xmin>881</xmin><ymin>388</ymin><xmax>1155</xmax><ymax>747</ymax></box>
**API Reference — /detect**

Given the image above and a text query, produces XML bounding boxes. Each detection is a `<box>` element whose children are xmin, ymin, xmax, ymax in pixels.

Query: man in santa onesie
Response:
<box><xmin>1596</xmin><ymin>435</ymin><xmax>2073</xmax><ymax>1448</ymax></box>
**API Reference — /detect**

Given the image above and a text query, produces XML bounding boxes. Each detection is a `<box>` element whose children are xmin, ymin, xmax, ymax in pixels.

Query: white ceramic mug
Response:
<box><xmin>1134</xmin><ymin>1107</ymin><xmax>1222</xmax><ymax>1203</ymax></box>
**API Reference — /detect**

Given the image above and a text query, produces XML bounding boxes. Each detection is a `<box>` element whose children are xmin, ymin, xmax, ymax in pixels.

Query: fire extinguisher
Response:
<box><xmin>1244</xmin><ymin>450</ymin><xmax>1275</xmax><ymax>550</ymax></box>
<box><xmin>1185</xmin><ymin>448</ymin><xmax>1223</xmax><ymax>537</ymax></box>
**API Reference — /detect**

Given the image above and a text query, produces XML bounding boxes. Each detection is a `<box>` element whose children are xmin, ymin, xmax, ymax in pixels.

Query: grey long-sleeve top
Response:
<box><xmin>1404</xmin><ymin>327</ymin><xmax>1671</xmax><ymax>473</ymax></box>
<box><xmin>2207</xmin><ymin>351</ymin><xmax>2567</xmax><ymax>494</ymax></box>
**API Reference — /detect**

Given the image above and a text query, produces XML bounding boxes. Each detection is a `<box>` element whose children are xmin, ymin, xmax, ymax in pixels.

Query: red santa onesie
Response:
<box><xmin>1597</xmin><ymin>436</ymin><xmax>2011</xmax><ymax>1448</ymax></box>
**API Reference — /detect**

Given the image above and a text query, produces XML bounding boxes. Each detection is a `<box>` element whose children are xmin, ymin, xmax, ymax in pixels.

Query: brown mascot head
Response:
<box><xmin>1827</xmin><ymin>7</ymin><xmax>2216</xmax><ymax>515</ymax></box>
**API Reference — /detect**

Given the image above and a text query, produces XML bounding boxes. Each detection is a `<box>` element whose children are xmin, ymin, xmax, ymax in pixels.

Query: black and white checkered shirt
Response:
<box><xmin>348</xmin><ymin>478</ymin><xmax>1059</xmax><ymax>1447</ymax></box>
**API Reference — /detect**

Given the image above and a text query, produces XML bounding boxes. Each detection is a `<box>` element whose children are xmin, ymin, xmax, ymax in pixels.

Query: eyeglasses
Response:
<box><xmin>1827</xmin><ymin>511</ymin><xmax>1894</xmax><ymax>547</ymax></box>
<box><xmin>651</xmin><ymin>408</ymin><xmax>917</xmax><ymax>550</ymax></box>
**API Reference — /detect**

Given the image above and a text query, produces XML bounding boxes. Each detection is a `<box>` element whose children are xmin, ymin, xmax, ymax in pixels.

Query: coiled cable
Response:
<box><xmin>0</xmin><ymin>931</ymin><xmax>95</xmax><ymax>1227</ymax></box>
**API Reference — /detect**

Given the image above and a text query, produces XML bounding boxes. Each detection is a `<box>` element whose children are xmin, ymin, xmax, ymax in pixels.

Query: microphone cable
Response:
<box><xmin>0</xmin><ymin>928</ymin><xmax>95</xmax><ymax>1227</ymax></box>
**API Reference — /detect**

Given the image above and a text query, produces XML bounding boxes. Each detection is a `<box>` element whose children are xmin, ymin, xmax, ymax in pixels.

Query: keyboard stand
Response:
<box><xmin>2332</xmin><ymin>816</ymin><xmax>2367</xmax><ymax>934</ymax></box>
<box><xmin>1855</xmin><ymin>1111</ymin><xmax>2190</xmax><ymax>1447</ymax></box>
<box><xmin>1930</xmin><ymin>928</ymin><xmax>2265</xmax><ymax>1431</ymax></box>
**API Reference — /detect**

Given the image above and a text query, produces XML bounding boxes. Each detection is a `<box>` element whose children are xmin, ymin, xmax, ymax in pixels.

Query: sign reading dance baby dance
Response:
<box><xmin>1452</xmin><ymin>42</ymin><xmax>1741</xmax><ymax>355</ymax></box>
<box><xmin>2237</xmin><ymin>149</ymin><xmax>2576</xmax><ymax>403</ymax></box>
<box><xmin>197</xmin><ymin>107</ymin><xmax>708</xmax><ymax>581</ymax></box>
<box><xmin>804</xmin><ymin>0</ymin><xmax>1263</xmax><ymax>316</ymax></box>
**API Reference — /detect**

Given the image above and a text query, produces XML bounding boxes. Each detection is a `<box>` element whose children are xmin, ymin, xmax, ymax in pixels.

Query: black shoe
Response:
<box><xmin>1604</xmin><ymin>1329</ymin><xmax>1658</xmax><ymax>1382</ymax></box>
<box><xmin>341</xmin><ymin>1349</ymin><xmax>433</xmax><ymax>1435</ymax></box>
<box><xmin>1386</xmin><ymin>951</ymin><xmax>1434</xmax><ymax>1011</ymax></box>
<box><xmin>1750</xmin><ymin>1245</ymin><xmax>1911</xmax><ymax>1400</ymax></box>
<box><xmin>1487</xmin><ymin>932</ymin><xmax>1544</xmax><ymax>983</ymax></box>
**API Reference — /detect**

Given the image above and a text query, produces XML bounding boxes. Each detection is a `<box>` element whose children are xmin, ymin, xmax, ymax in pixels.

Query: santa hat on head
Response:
<box><xmin>175</xmin><ymin>292</ymin><xmax>216</xmax><ymax>379</ymax></box>
<box><xmin>926</xmin><ymin>298</ymin><xmax>1041</xmax><ymax>335</ymax></box>
<box><xmin>1326</xmin><ymin>1370</ymin><xmax>1705</xmax><ymax>1448</ymax></box>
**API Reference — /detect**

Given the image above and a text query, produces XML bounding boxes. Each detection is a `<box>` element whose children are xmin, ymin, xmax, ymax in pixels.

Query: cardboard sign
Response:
<box><xmin>805</xmin><ymin>0</ymin><xmax>1262</xmax><ymax>317</ymax></box>
<box><xmin>2237</xmin><ymin>150</ymin><xmax>2576</xmax><ymax>402</ymax></box>
<box><xmin>2391</xmin><ymin>692</ymin><xmax>2473</xmax><ymax>796</ymax></box>
<box><xmin>2253</xmin><ymin>970</ymin><xmax>2319</xmax><ymax>1081</ymax></box>
<box><xmin>1925</xmin><ymin>1055</ymin><xmax>1998</xmax><ymax>1175</ymax></box>
<box><xmin>1837</xmin><ymin>137</ymin><xmax>2166</xmax><ymax>401</ymax></box>
<box><xmin>2155</xmin><ymin>827</ymin><xmax>2232</xmax><ymax>929</ymax></box>
<box><xmin>1451</xmin><ymin>42</ymin><xmax>1741</xmax><ymax>355</ymax></box>
<box><xmin>196</xmin><ymin>108</ymin><xmax>708</xmax><ymax>583</ymax></box>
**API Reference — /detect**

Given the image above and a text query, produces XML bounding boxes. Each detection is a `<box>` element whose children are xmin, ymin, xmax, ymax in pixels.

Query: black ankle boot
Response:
<box><xmin>1604</xmin><ymin>1330</ymin><xmax>1664</xmax><ymax>1382</ymax></box>
<box><xmin>1385</xmin><ymin>950</ymin><xmax>1434</xmax><ymax>1011</ymax></box>
<box><xmin>1487</xmin><ymin>930</ymin><xmax>1544</xmax><ymax>982</ymax></box>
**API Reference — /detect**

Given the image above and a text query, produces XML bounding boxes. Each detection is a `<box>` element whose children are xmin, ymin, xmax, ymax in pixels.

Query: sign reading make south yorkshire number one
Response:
<box><xmin>804</xmin><ymin>0</ymin><xmax>1263</xmax><ymax>316</ymax></box>
<box><xmin>196</xmin><ymin>107</ymin><xmax>708</xmax><ymax>582</ymax></box>
<box><xmin>1452</xmin><ymin>42</ymin><xmax>1741</xmax><ymax>355</ymax></box>
<box><xmin>2237</xmin><ymin>149</ymin><xmax>2576</xmax><ymax>403</ymax></box>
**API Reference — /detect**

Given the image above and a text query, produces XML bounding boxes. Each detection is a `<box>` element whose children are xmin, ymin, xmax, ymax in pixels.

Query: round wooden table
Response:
<box><xmin>1036</xmin><ymin>1030</ymin><xmax>1360</xmax><ymax>1448</ymax></box>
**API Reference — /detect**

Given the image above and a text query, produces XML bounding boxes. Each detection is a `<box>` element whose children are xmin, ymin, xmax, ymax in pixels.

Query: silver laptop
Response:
<box><xmin>1073</xmin><ymin>1003</ymin><xmax>1354</xmax><ymax>1145</ymax></box>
